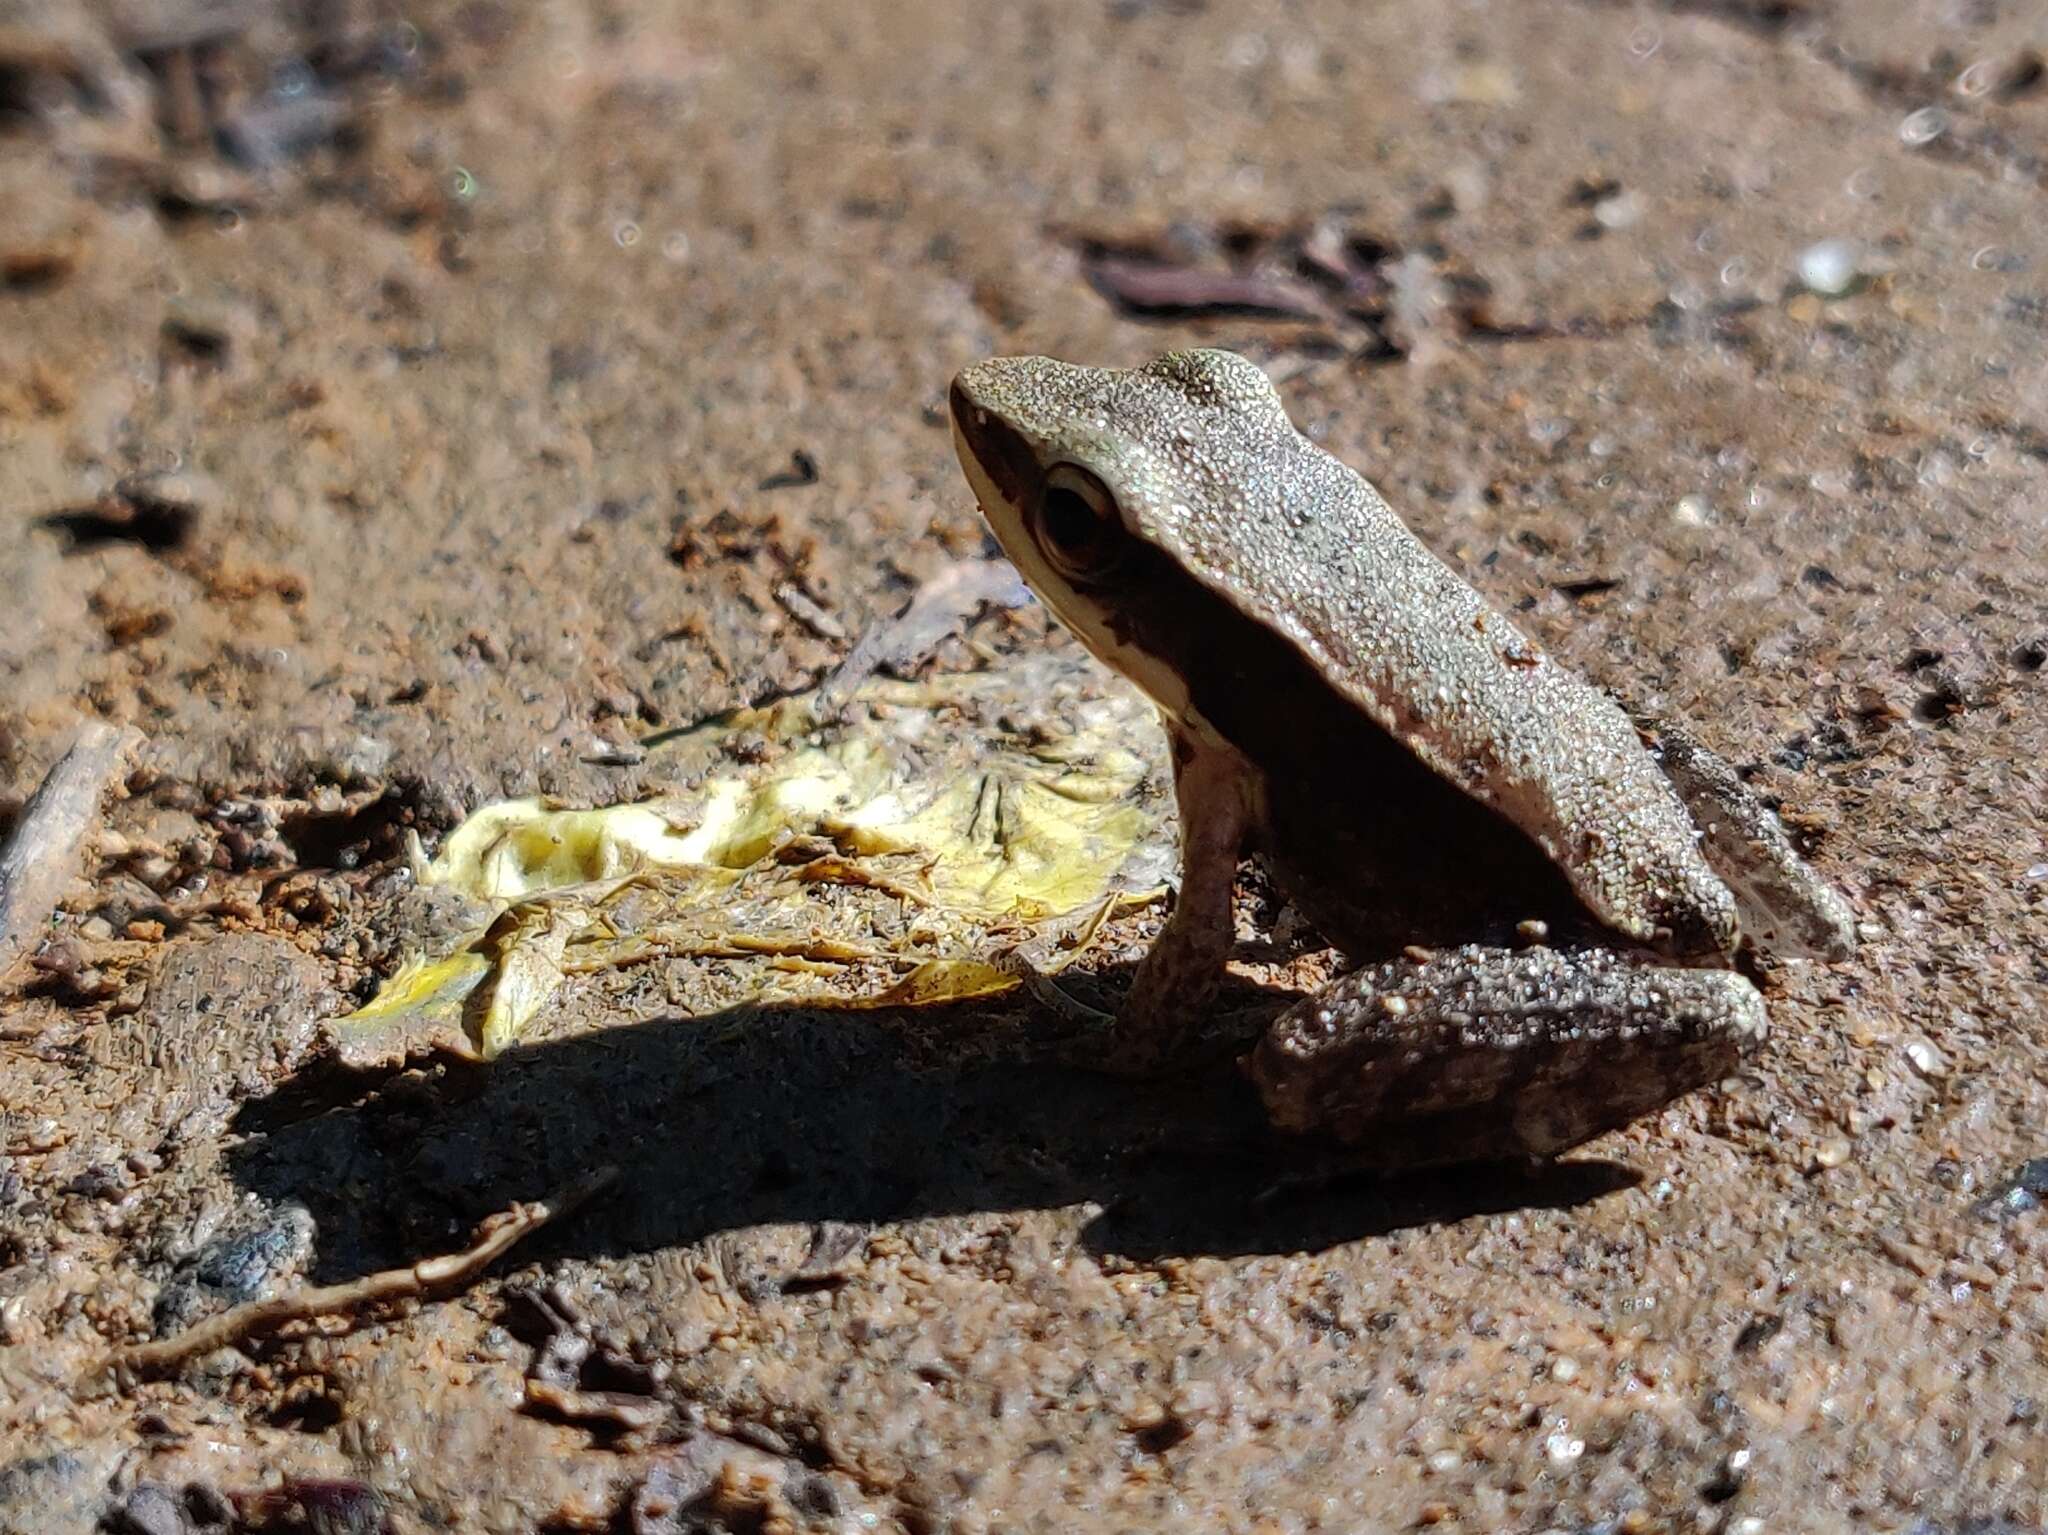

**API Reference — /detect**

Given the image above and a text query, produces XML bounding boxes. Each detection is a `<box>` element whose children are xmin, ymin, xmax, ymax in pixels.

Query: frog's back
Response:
<box><xmin>1120</xmin><ymin>351</ymin><xmax>1740</xmax><ymax>955</ymax></box>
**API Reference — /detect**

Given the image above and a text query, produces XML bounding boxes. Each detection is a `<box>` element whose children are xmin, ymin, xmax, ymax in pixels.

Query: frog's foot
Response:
<box><xmin>1634</xmin><ymin>715</ymin><xmax>1858</xmax><ymax>962</ymax></box>
<box><xmin>973</xmin><ymin>959</ymin><xmax>1237</xmax><ymax>1075</ymax></box>
<box><xmin>1014</xmin><ymin>904</ymin><xmax>1247</xmax><ymax>1077</ymax></box>
<box><xmin>1248</xmin><ymin>945</ymin><xmax>1766</xmax><ymax>1167</ymax></box>
<box><xmin>1057</xmin><ymin>915</ymin><xmax>1229</xmax><ymax>1077</ymax></box>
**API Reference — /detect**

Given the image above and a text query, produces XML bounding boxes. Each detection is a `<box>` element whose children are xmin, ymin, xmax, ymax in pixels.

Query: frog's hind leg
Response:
<box><xmin>1248</xmin><ymin>946</ymin><xmax>1766</xmax><ymax>1167</ymax></box>
<box><xmin>1635</xmin><ymin>715</ymin><xmax>1858</xmax><ymax>963</ymax></box>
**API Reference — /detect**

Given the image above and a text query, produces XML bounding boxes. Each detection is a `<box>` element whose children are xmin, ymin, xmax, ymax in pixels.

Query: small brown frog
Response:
<box><xmin>950</xmin><ymin>348</ymin><xmax>1855</xmax><ymax>1164</ymax></box>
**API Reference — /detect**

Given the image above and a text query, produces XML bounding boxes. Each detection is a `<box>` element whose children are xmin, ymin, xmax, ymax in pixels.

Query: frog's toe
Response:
<box><xmin>1082</xmin><ymin>989</ymin><xmax>1201</xmax><ymax>1076</ymax></box>
<box><xmin>1249</xmin><ymin>946</ymin><xmax>1767</xmax><ymax>1166</ymax></box>
<box><xmin>1640</xmin><ymin>716</ymin><xmax>1859</xmax><ymax>962</ymax></box>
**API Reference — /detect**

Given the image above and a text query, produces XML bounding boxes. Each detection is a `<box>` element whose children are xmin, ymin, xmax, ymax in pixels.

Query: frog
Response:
<box><xmin>948</xmin><ymin>347</ymin><xmax>1857</xmax><ymax>1165</ymax></box>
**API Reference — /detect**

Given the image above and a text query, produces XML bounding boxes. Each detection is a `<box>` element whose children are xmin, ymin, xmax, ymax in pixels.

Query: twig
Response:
<box><xmin>1083</xmin><ymin>252</ymin><xmax>1333</xmax><ymax>320</ymax></box>
<box><xmin>817</xmin><ymin>558</ymin><xmax>1031</xmax><ymax>708</ymax></box>
<box><xmin>0</xmin><ymin>722</ymin><xmax>142</xmax><ymax>983</ymax></box>
<box><xmin>102</xmin><ymin>1167</ymin><xmax>619</xmax><ymax>1388</ymax></box>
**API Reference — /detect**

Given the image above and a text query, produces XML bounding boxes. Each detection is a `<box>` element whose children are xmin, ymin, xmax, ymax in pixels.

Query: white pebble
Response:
<box><xmin>1797</xmin><ymin>239</ymin><xmax>1863</xmax><ymax>296</ymax></box>
<box><xmin>1903</xmin><ymin>1038</ymin><xmax>1947</xmax><ymax>1078</ymax></box>
<box><xmin>1899</xmin><ymin>106</ymin><xmax>1950</xmax><ymax>146</ymax></box>
<box><xmin>1593</xmin><ymin>190</ymin><xmax>1644</xmax><ymax>231</ymax></box>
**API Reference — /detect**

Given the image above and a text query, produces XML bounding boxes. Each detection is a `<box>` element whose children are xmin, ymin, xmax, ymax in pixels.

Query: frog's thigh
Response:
<box><xmin>1249</xmin><ymin>946</ymin><xmax>1767</xmax><ymax>1164</ymax></box>
<box><xmin>1110</xmin><ymin>729</ymin><xmax>1254</xmax><ymax>1072</ymax></box>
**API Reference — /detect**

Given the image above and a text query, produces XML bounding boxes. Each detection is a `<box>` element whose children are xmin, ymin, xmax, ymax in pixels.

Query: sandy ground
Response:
<box><xmin>2</xmin><ymin>0</ymin><xmax>2046</xmax><ymax>1530</ymax></box>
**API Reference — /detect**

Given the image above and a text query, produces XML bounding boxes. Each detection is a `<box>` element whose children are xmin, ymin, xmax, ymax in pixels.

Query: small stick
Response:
<box><xmin>816</xmin><ymin>558</ymin><xmax>1032</xmax><ymax>709</ymax></box>
<box><xmin>102</xmin><ymin>1167</ymin><xmax>619</xmax><ymax>1388</ymax></box>
<box><xmin>0</xmin><ymin>722</ymin><xmax>142</xmax><ymax>983</ymax></box>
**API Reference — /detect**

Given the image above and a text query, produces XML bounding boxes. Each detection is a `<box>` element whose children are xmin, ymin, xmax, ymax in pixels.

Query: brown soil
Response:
<box><xmin>2</xmin><ymin>1</ymin><xmax>2044</xmax><ymax>1531</ymax></box>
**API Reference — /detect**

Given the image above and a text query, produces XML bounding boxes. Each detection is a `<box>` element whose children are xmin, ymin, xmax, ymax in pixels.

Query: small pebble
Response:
<box><xmin>1592</xmin><ymin>189</ymin><xmax>1644</xmax><ymax>230</ymax></box>
<box><xmin>105</xmin><ymin>1484</ymin><xmax>183</xmax><ymax>1535</ymax></box>
<box><xmin>1954</xmin><ymin>49</ymin><xmax>2046</xmax><ymax>100</ymax></box>
<box><xmin>1974</xmin><ymin>1158</ymin><xmax>2048</xmax><ymax>1221</ymax></box>
<box><xmin>1903</xmin><ymin>1038</ymin><xmax>1947</xmax><ymax>1078</ymax></box>
<box><xmin>1815</xmin><ymin>1137</ymin><xmax>1853</xmax><ymax>1169</ymax></box>
<box><xmin>1550</xmin><ymin>1355</ymin><xmax>1580</xmax><ymax>1383</ymax></box>
<box><xmin>1797</xmin><ymin>238</ymin><xmax>1863</xmax><ymax>297</ymax></box>
<box><xmin>1899</xmin><ymin>105</ymin><xmax>1950</xmax><ymax>146</ymax></box>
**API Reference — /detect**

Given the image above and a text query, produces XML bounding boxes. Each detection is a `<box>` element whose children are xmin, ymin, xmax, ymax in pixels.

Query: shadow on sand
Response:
<box><xmin>228</xmin><ymin>977</ymin><xmax>1639</xmax><ymax>1283</ymax></box>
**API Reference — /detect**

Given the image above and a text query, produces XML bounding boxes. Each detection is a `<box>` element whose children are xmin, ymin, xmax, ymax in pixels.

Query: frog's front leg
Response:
<box><xmin>1248</xmin><ymin>946</ymin><xmax>1767</xmax><ymax>1167</ymax></box>
<box><xmin>1107</xmin><ymin>727</ymin><xmax>1256</xmax><ymax>1074</ymax></box>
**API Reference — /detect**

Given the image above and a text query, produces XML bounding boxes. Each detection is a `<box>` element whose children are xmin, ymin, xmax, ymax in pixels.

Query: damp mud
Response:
<box><xmin>1</xmin><ymin>1</ymin><xmax>2045</xmax><ymax>1530</ymax></box>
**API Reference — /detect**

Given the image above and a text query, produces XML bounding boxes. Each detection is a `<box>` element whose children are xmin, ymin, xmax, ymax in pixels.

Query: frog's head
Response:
<box><xmin>949</xmin><ymin>348</ymin><xmax>1290</xmax><ymax>724</ymax></box>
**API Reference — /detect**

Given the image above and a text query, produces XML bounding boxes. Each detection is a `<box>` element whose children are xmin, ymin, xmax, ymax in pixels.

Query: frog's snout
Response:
<box><xmin>948</xmin><ymin>371</ymin><xmax>1040</xmax><ymax>514</ymax></box>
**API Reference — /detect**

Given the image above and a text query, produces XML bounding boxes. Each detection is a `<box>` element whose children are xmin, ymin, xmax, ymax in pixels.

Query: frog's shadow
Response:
<box><xmin>227</xmin><ymin>973</ymin><xmax>1639</xmax><ymax>1284</ymax></box>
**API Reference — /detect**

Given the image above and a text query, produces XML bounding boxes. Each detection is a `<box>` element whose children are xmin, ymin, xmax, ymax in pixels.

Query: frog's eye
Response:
<box><xmin>1033</xmin><ymin>464</ymin><xmax>1125</xmax><ymax>582</ymax></box>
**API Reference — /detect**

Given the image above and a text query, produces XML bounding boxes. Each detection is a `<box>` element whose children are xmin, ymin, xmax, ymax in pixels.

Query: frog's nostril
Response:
<box><xmin>948</xmin><ymin>386</ymin><xmax>1038</xmax><ymax>510</ymax></box>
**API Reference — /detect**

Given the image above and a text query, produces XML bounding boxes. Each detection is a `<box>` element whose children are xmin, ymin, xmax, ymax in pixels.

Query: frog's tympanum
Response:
<box><xmin>950</xmin><ymin>348</ymin><xmax>1856</xmax><ymax>1163</ymax></box>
